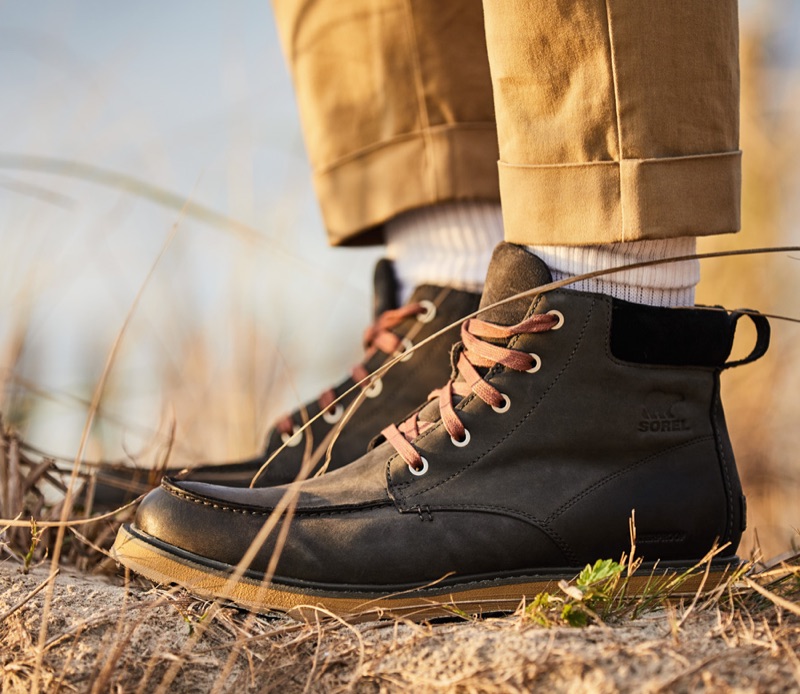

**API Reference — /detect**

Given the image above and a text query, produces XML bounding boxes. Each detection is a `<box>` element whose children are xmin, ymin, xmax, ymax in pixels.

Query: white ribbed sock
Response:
<box><xmin>528</xmin><ymin>238</ymin><xmax>700</xmax><ymax>307</ymax></box>
<box><xmin>385</xmin><ymin>202</ymin><xmax>504</xmax><ymax>304</ymax></box>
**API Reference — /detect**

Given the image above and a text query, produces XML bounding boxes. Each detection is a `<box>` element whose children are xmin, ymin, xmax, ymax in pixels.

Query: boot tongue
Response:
<box><xmin>477</xmin><ymin>243</ymin><xmax>553</xmax><ymax>325</ymax></box>
<box><xmin>372</xmin><ymin>259</ymin><xmax>400</xmax><ymax>318</ymax></box>
<box><xmin>413</xmin><ymin>244</ymin><xmax>553</xmax><ymax>426</ymax></box>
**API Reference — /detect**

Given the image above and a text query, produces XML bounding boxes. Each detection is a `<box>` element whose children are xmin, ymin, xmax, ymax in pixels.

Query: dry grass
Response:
<box><xmin>3</xmin><ymin>422</ymin><xmax>800</xmax><ymax>693</ymax></box>
<box><xmin>3</xmin><ymin>553</ymin><xmax>800</xmax><ymax>692</ymax></box>
<box><xmin>2</xmin><ymin>4</ymin><xmax>800</xmax><ymax>692</ymax></box>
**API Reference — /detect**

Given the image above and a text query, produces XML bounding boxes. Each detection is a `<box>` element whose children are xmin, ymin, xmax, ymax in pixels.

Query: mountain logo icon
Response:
<box><xmin>638</xmin><ymin>392</ymin><xmax>691</xmax><ymax>433</ymax></box>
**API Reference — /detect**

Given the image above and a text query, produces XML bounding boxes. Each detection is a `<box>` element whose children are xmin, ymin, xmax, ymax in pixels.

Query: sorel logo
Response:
<box><xmin>638</xmin><ymin>392</ymin><xmax>691</xmax><ymax>433</ymax></box>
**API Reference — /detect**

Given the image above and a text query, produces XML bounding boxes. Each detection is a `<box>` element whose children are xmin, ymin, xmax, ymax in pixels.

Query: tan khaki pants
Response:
<box><xmin>273</xmin><ymin>0</ymin><xmax>740</xmax><ymax>247</ymax></box>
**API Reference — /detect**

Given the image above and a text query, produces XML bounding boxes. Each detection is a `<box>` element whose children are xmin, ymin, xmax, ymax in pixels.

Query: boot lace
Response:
<box><xmin>277</xmin><ymin>300</ymin><xmax>435</xmax><ymax>439</ymax></box>
<box><xmin>382</xmin><ymin>310</ymin><xmax>561</xmax><ymax>473</ymax></box>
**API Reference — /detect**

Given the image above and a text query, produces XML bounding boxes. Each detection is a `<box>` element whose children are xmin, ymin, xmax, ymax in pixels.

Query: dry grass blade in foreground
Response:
<box><xmin>3</xmin><ymin>412</ymin><xmax>800</xmax><ymax>692</ymax></box>
<box><xmin>3</xmin><ymin>547</ymin><xmax>800</xmax><ymax>692</ymax></box>
<box><xmin>4</xmin><ymin>419</ymin><xmax>800</xmax><ymax>691</ymax></box>
<box><xmin>0</xmin><ymin>417</ymin><xmax>167</xmax><ymax>575</ymax></box>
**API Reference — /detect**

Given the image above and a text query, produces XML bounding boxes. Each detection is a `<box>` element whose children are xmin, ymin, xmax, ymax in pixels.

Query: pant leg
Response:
<box><xmin>273</xmin><ymin>0</ymin><xmax>499</xmax><ymax>246</ymax></box>
<box><xmin>482</xmin><ymin>0</ymin><xmax>741</xmax><ymax>245</ymax></box>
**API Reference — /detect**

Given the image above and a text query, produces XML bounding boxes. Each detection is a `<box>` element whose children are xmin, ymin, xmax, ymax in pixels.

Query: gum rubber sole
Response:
<box><xmin>112</xmin><ymin>524</ymin><xmax>739</xmax><ymax>621</ymax></box>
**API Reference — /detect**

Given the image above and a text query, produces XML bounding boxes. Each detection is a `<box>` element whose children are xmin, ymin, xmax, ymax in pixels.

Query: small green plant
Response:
<box><xmin>559</xmin><ymin>601</ymin><xmax>589</xmax><ymax>627</ymax></box>
<box><xmin>576</xmin><ymin>558</ymin><xmax>626</xmax><ymax>590</ymax></box>
<box><xmin>559</xmin><ymin>559</ymin><xmax>625</xmax><ymax>626</ymax></box>
<box><xmin>443</xmin><ymin>604</ymin><xmax>472</xmax><ymax>620</ymax></box>
<box><xmin>524</xmin><ymin>591</ymin><xmax>556</xmax><ymax>627</ymax></box>
<box><xmin>524</xmin><ymin>559</ymin><xmax>629</xmax><ymax>628</ymax></box>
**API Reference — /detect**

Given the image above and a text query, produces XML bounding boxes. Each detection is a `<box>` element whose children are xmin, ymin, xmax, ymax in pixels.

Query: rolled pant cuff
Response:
<box><xmin>500</xmin><ymin>151</ymin><xmax>742</xmax><ymax>246</ymax></box>
<box><xmin>314</xmin><ymin>125</ymin><xmax>500</xmax><ymax>246</ymax></box>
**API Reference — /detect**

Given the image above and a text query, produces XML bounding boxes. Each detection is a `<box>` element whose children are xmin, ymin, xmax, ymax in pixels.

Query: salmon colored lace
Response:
<box><xmin>382</xmin><ymin>311</ymin><xmax>559</xmax><ymax>472</ymax></box>
<box><xmin>277</xmin><ymin>302</ymin><xmax>430</xmax><ymax>436</ymax></box>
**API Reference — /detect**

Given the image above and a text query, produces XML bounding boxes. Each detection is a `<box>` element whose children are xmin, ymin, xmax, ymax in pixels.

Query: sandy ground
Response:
<box><xmin>2</xmin><ymin>562</ymin><xmax>800</xmax><ymax>693</ymax></box>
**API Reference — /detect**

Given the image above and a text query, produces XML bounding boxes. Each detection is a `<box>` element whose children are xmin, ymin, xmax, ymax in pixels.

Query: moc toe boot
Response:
<box><xmin>88</xmin><ymin>259</ymin><xmax>481</xmax><ymax>507</ymax></box>
<box><xmin>113</xmin><ymin>243</ymin><xmax>770</xmax><ymax>619</ymax></box>
<box><xmin>183</xmin><ymin>259</ymin><xmax>481</xmax><ymax>488</ymax></box>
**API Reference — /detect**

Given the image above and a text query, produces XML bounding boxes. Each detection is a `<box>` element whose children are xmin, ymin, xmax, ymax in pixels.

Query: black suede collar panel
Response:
<box><xmin>610</xmin><ymin>300</ymin><xmax>735</xmax><ymax>367</ymax></box>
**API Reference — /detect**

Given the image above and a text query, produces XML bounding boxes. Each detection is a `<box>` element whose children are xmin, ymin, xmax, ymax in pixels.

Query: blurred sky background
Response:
<box><xmin>0</xmin><ymin>1</ymin><xmax>799</xmax><ymax>557</ymax></box>
<box><xmin>0</xmin><ymin>0</ymin><xmax>384</xmax><ymax>462</ymax></box>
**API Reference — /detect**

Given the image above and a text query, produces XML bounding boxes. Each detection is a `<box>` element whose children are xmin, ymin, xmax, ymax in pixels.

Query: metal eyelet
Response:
<box><xmin>365</xmin><ymin>378</ymin><xmax>383</xmax><ymax>398</ymax></box>
<box><xmin>526</xmin><ymin>353</ymin><xmax>542</xmax><ymax>374</ymax></box>
<box><xmin>417</xmin><ymin>300</ymin><xmax>437</xmax><ymax>323</ymax></box>
<box><xmin>280</xmin><ymin>427</ymin><xmax>303</xmax><ymax>447</ymax></box>
<box><xmin>397</xmin><ymin>337</ymin><xmax>414</xmax><ymax>362</ymax></box>
<box><xmin>450</xmin><ymin>429</ymin><xmax>471</xmax><ymax>448</ymax></box>
<box><xmin>410</xmin><ymin>456</ymin><xmax>429</xmax><ymax>476</ymax></box>
<box><xmin>547</xmin><ymin>310</ymin><xmax>565</xmax><ymax>330</ymax></box>
<box><xmin>322</xmin><ymin>403</ymin><xmax>344</xmax><ymax>424</ymax></box>
<box><xmin>492</xmin><ymin>394</ymin><xmax>511</xmax><ymax>414</ymax></box>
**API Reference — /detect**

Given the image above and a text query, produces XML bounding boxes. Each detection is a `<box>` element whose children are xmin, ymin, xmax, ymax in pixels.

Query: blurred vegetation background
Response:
<box><xmin>0</xmin><ymin>2</ymin><xmax>797</xmax><ymax>558</ymax></box>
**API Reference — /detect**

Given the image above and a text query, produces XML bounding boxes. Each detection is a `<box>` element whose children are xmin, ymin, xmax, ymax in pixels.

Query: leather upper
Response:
<box><xmin>133</xmin><ymin>244</ymin><xmax>760</xmax><ymax>588</ymax></box>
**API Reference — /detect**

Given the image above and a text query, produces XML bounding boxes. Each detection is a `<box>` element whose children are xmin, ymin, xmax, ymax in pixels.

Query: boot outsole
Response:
<box><xmin>112</xmin><ymin>524</ymin><xmax>740</xmax><ymax>621</ymax></box>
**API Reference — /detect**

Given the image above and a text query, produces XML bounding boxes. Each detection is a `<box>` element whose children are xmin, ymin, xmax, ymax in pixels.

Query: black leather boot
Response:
<box><xmin>183</xmin><ymin>260</ymin><xmax>482</xmax><ymax>487</ymax></box>
<box><xmin>113</xmin><ymin>244</ymin><xmax>769</xmax><ymax>619</ymax></box>
<box><xmin>87</xmin><ymin>260</ymin><xmax>481</xmax><ymax>508</ymax></box>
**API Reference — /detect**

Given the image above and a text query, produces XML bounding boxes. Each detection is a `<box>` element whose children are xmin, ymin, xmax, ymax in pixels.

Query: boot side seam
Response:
<box><xmin>164</xmin><ymin>486</ymin><xmax>391</xmax><ymax>516</ymax></box>
<box><xmin>710</xmin><ymin>374</ymin><xmax>735</xmax><ymax>542</ymax></box>
<box><xmin>545</xmin><ymin>435</ymin><xmax>717</xmax><ymax>523</ymax></box>
<box><xmin>419</xmin><ymin>503</ymin><xmax>577</xmax><ymax>563</ymax></box>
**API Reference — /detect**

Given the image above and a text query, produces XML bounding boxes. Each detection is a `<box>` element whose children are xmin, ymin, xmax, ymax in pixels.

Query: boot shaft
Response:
<box><xmin>389</xmin><ymin>287</ymin><xmax>764</xmax><ymax>564</ymax></box>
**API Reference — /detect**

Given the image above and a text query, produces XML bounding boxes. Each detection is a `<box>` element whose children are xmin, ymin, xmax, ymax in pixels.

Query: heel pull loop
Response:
<box><xmin>722</xmin><ymin>310</ymin><xmax>771</xmax><ymax>370</ymax></box>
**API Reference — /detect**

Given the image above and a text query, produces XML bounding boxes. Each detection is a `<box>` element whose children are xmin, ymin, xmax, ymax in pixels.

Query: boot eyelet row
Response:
<box><xmin>450</xmin><ymin>428</ymin><xmax>471</xmax><ymax>448</ymax></box>
<box><xmin>396</xmin><ymin>337</ymin><xmax>414</xmax><ymax>362</ymax></box>
<box><xmin>526</xmin><ymin>353</ymin><xmax>542</xmax><ymax>373</ymax></box>
<box><xmin>365</xmin><ymin>378</ymin><xmax>383</xmax><ymax>398</ymax></box>
<box><xmin>410</xmin><ymin>456</ymin><xmax>429</xmax><ymax>476</ymax></box>
<box><xmin>322</xmin><ymin>403</ymin><xmax>344</xmax><ymax>424</ymax></box>
<box><xmin>547</xmin><ymin>309</ymin><xmax>565</xmax><ymax>330</ymax></box>
<box><xmin>492</xmin><ymin>394</ymin><xmax>511</xmax><ymax>414</ymax></box>
<box><xmin>417</xmin><ymin>300</ymin><xmax>437</xmax><ymax>323</ymax></box>
<box><xmin>281</xmin><ymin>427</ymin><xmax>303</xmax><ymax>447</ymax></box>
